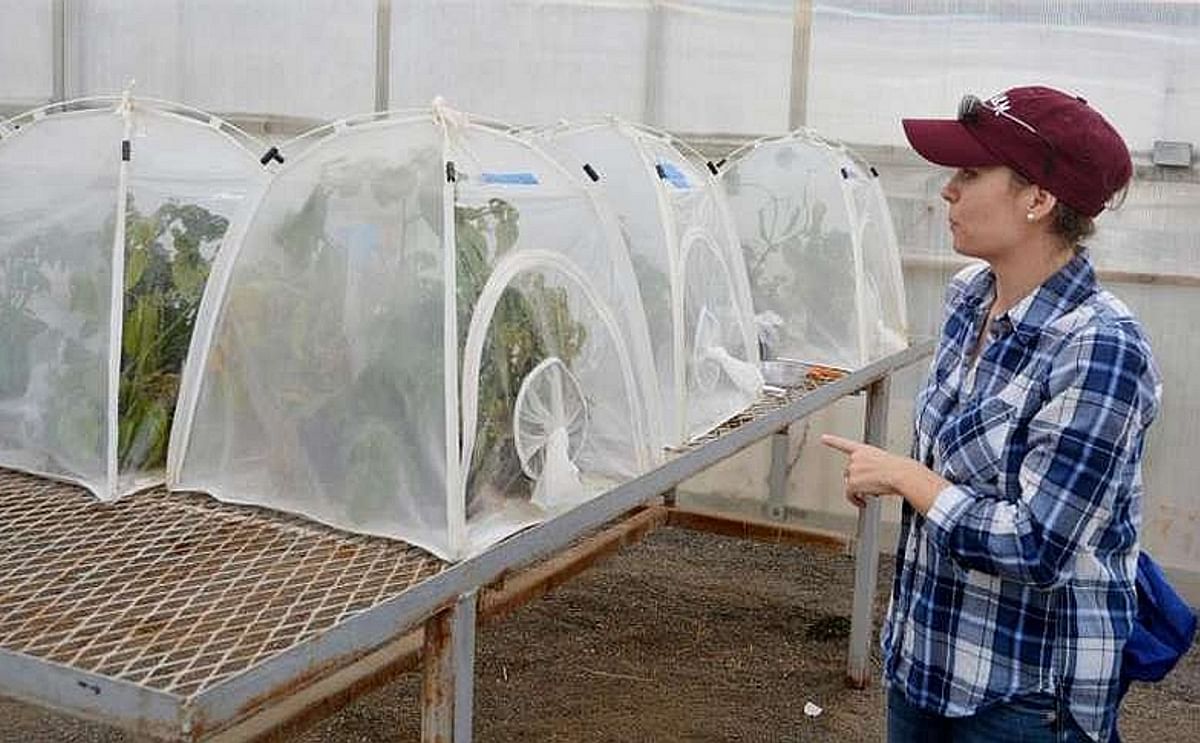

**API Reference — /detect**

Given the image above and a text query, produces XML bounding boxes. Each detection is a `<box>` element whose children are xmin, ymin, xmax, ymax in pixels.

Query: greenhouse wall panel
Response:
<box><xmin>0</xmin><ymin>0</ymin><xmax>53</xmax><ymax>104</ymax></box>
<box><xmin>807</xmin><ymin>3</ymin><xmax>1200</xmax><ymax>151</ymax></box>
<box><xmin>1108</xmin><ymin>279</ymin><xmax>1200</xmax><ymax>571</ymax></box>
<box><xmin>67</xmin><ymin>1</ymin><xmax>181</xmax><ymax>102</ymax></box>
<box><xmin>389</xmin><ymin>0</ymin><xmax>650</xmax><ymax>122</ymax></box>
<box><xmin>656</xmin><ymin>1</ymin><xmax>793</xmax><ymax>133</ymax></box>
<box><xmin>68</xmin><ymin>0</ymin><xmax>375</xmax><ymax>119</ymax></box>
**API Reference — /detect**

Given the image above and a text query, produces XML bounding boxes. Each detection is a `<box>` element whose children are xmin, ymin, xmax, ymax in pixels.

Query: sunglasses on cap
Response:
<box><xmin>957</xmin><ymin>93</ymin><xmax>1056</xmax><ymax>178</ymax></box>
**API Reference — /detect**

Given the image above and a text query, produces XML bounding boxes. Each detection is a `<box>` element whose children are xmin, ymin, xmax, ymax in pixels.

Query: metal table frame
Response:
<box><xmin>0</xmin><ymin>341</ymin><xmax>933</xmax><ymax>741</ymax></box>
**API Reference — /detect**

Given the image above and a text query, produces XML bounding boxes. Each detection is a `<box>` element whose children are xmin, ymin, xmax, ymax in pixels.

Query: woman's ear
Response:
<box><xmin>1027</xmin><ymin>185</ymin><xmax>1058</xmax><ymax>222</ymax></box>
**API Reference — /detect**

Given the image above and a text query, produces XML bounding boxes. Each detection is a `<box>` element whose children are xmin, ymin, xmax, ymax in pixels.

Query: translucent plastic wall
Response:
<box><xmin>650</xmin><ymin>1</ymin><xmax>793</xmax><ymax>132</ymax></box>
<box><xmin>0</xmin><ymin>98</ymin><xmax>265</xmax><ymax>499</ymax></box>
<box><xmin>390</xmin><ymin>2</ymin><xmax>651</xmax><ymax>124</ymax></box>
<box><xmin>394</xmin><ymin>1</ymin><xmax>793</xmax><ymax>131</ymax></box>
<box><xmin>806</xmin><ymin>1</ymin><xmax>1200</xmax><ymax>154</ymax></box>
<box><xmin>2</xmin><ymin>1</ymin><xmax>794</xmax><ymax>134</ymax></box>
<box><xmin>4</xmin><ymin>2</ymin><xmax>1193</xmax><ymax>146</ymax></box>
<box><xmin>172</xmin><ymin>109</ymin><xmax>660</xmax><ymax>560</ymax></box>
<box><xmin>0</xmin><ymin>1</ymin><xmax>53</xmax><ymax>106</ymax></box>
<box><xmin>0</xmin><ymin>0</ymin><xmax>375</xmax><ymax>119</ymax></box>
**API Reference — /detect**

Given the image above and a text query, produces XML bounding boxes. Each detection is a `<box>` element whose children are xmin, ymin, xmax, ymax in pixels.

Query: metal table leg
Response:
<box><xmin>766</xmin><ymin>429</ymin><xmax>790</xmax><ymax>521</ymax></box>
<box><xmin>421</xmin><ymin>591</ymin><xmax>478</xmax><ymax>743</ymax></box>
<box><xmin>847</xmin><ymin>378</ymin><xmax>890</xmax><ymax>688</ymax></box>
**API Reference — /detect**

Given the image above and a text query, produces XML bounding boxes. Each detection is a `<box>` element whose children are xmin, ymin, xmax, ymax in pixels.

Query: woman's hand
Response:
<box><xmin>820</xmin><ymin>434</ymin><xmax>949</xmax><ymax>514</ymax></box>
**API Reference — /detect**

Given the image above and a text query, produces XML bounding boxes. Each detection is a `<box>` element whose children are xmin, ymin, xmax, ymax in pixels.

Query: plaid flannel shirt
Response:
<box><xmin>882</xmin><ymin>250</ymin><xmax>1162</xmax><ymax>741</ymax></box>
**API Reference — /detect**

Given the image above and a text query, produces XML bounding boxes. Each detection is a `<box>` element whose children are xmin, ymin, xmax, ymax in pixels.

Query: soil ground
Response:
<box><xmin>3</xmin><ymin>527</ymin><xmax>1197</xmax><ymax>742</ymax></box>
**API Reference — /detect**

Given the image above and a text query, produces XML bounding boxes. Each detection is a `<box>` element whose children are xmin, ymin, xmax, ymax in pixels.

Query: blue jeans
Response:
<box><xmin>887</xmin><ymin>687</ymin><xmax>1092</xmax><ymax>743</ymax></box>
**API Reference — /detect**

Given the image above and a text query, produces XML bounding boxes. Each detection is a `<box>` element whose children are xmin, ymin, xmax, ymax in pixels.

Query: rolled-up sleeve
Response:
<box><xmin>923</xmin><ymin>325</ymin><xmax>1159</xmax><ymax>589</ymax></box>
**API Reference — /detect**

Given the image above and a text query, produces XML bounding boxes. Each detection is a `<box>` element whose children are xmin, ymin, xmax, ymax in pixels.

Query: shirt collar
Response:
<box><xmin>961</xmin><ymin>249</ymin><xmax>1097</xmax><ymax>346</ymax></box>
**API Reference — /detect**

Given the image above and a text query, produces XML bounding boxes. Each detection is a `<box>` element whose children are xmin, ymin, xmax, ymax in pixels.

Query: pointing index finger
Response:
<box><xmin>820</xmin><ymin>434</ymin><xmax>861</xmax><ymax>454</ymax></box>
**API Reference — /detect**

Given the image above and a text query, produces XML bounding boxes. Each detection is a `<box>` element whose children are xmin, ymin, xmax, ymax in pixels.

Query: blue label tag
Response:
<box><xmin>481</xmin><ymin>172</ymin><xmax>539</xmax><ymax>185</ymax></box>
<box><xmin>656</xmin><ymin>161</ymin><xmax>691</xmax><ymax>189</ymax></box>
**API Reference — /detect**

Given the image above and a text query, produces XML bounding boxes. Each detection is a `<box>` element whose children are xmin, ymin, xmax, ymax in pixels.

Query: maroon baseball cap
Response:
<box><xmin>901</xmin><ymin>86</ymin><xmax>1132</xmax><ymax>217</ymax></box>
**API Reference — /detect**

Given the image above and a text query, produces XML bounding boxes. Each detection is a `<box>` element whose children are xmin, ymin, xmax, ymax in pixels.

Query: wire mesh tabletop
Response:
<box><xmin>680</xmin><ymin>372</ymin><xmax>836</xmax><ymax>451</ymax></box>
<box><xmin>0</xmin><ymin>376</ymin><xmax>826</xmax><ymax>706</ymax></box>
<box><xmin>0</xmin><ymin>468</ymin><xmax>445</xmax><ymax>700</ymax></box>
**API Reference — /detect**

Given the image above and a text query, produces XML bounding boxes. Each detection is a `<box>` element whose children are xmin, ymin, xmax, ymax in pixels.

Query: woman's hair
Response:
<box><xmin>1009</xmin><ymin>170</ymin><xmax>1097</xmax><ymax>247</ymax></box>
<box><xmin>1052</xmin><ymin>202</ymin><xmax>1096</xmax><ymax>245</ymax></box>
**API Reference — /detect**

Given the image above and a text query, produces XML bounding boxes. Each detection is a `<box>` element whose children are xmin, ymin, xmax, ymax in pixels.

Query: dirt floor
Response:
<box><xmin>2</xmin><ymin>526</ymin><xmax>1198</xmax><ymax>742</ymax></box>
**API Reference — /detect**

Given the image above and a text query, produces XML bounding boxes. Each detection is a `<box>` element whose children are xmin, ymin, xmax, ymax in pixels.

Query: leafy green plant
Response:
<box><xmin>248</xmin><ymin>154</ymin><xmax>588</xmax><ymax>522</ymax></box>
<box><xmin>223</xmin><ymin>163</ymin><xmax>442</xmax><ymax>522</ymax></box>
<box><xmin>744</xmin><ymin>190</ymin><xmax>854</xmax><ymax>336</ymax></box>
<box><xmin>1</xmin><ymin>198</ymin><xmax>226</xmax><ymax>478</ymax></box>
<box><xmin>455</xmin><ymin>198</ymin><xmax>588</xmax><ymax>501</ymax></box>
<box><xmin>118</xmin><ymin>198</ymin><xmax>228</xmax><ymax>472</ymax></box>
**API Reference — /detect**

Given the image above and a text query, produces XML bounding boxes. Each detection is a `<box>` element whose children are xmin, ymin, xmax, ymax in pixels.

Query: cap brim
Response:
<box><xmin>901</xmin><ymin>119</ymin><xmax>1002</xmax><ymax>168</ymax></box>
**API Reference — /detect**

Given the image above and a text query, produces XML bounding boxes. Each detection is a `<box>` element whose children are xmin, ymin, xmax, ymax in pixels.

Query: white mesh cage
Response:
<box><xmin>118</xmin><ymin>103</ymin><xmax>270</xmax><ymax>493</ymax></box>
<box><xmin>171</xmin><ymin>104</ymin><xmax>661</xmax><ymax>560</ymax></box>
<box><xmin>452</xmin><ymin>116</ymin><xmax>660</xmax><ymax>553</ymax></box>
<box><xmin>0</xmin><ymin>107</ymin><xmax>120</xmax><ymax>490</ymax></box>
<box><xmin>0</xmin><ymin>96</ymin><xmax>265</xmax><ymax>499</ymax></box>
<box><xmin>722</xmin><ymin>131</ymin><xmax>908</xmax><ymax>370</ymax></box>
<box><xmin>536</xmin><ymin>119</ymin><xmax>761</xmax><ymax>446</ymax></box>
<box><xmin>171</xmin><ymin>115</ymin><xmax>454</xmax><ymax>554</ymax></box>
<box><xmin>844</xmin><ymin>153</ymin><xmax>908</xmax><ymax>362</ymax></box>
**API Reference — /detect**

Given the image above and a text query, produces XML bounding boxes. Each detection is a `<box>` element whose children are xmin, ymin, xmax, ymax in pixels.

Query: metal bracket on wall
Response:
<box><xmin>1152</xmin><ymin>140</ymin><xmax>1194</xmax><ymax>169</ymax></box>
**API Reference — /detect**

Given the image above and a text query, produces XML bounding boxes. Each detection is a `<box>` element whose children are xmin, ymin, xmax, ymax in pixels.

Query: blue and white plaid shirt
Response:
<box><xmin>883</xmin><ymin>250</ymin><xmax>1162</xmax><ymax>741</ymax></box>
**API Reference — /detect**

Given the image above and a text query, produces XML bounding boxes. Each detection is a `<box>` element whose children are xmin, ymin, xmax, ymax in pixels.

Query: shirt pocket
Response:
<box><xmin>934</xmin><ymin>396</ymin><xmax>1014</xmax><ymax>486</ymax></box>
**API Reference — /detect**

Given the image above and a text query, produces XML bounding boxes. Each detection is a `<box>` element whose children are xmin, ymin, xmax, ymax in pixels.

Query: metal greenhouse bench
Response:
<box><xmin>0</xmin><ymin>340</ymin><xmax>933</xmax><ymax>741</ymax></box>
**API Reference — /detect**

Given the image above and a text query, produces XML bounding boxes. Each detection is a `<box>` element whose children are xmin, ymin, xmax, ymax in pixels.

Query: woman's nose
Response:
<box><xmin>940</xmin><ymin>180</ymin><xmax>956</xmax><ymax>204</ymax></box>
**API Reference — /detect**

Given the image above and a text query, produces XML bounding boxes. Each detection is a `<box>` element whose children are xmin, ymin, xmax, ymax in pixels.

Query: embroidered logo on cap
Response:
<box><xmin>986</xmin><ymin>93</ymin><xmax>1012</xmax><ymax>115</ymax></box>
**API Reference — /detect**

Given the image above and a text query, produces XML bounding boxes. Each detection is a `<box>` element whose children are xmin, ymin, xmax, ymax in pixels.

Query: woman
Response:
<box><xmin>823</xmin><ymin>86</ymin><xmax>1161</xmax><ymax>742</ymax></box>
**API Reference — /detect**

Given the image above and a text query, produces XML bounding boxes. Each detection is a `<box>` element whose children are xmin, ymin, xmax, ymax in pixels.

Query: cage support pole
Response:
<box><xmin>847</xmin><ymin>377</ymin><xmax>890</xmax><ymax>688</ymax></box>
<box><xmin>421</xmin><ymin>591</ymin><xmax>477</xmax><ymax>743</ymax></box>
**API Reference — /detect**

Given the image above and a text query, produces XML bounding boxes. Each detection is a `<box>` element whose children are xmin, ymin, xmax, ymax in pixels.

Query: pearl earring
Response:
<box><xmin>1026</xmin><ymin>212</ymin><xmax>1035</xmax><ymax>222</ymax></box>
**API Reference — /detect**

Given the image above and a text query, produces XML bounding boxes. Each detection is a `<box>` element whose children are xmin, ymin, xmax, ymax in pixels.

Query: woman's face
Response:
<box><xmin>940</xmin><ymin>165</ymin><xmax>1032</xmax><ymax>261</ymax></box>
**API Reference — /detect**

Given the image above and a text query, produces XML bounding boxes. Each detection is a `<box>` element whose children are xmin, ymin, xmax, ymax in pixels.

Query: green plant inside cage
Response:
<box><xmin>455</xmin><ymin>197</ymin><xmax>588</xmax><ymax>505</ymax></box>
<box><xmin>251</xmin><ymin>155</ymin><xmax>588</xmax><ymax>523</ymax></box>
<box><xmin>0</xmin><ymin>197</ymin><xmax>228</xmax><ymax>478</ymax></box>
<box><xmin>118</xmin><ymin>198</ymin><xmax>228</xmax><ymax>473</ymax></box>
